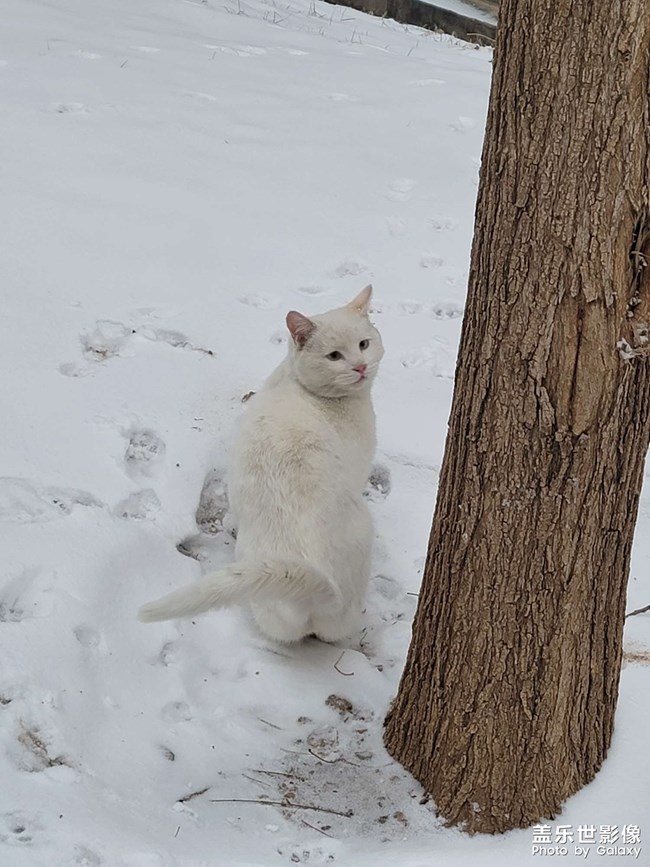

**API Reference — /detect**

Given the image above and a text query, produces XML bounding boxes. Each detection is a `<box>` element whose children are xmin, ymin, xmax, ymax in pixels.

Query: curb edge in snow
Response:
<box><xmin>323</xmin><ymin>0</ymin><xmax>497</xmax><ymax>46</ymax></box>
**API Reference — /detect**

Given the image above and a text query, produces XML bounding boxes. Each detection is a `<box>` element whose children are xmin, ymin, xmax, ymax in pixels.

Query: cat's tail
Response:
<box><xmin>137</xmin><ymin>559</ymin><xmax>341</xmax><ymax>623</ymax></box>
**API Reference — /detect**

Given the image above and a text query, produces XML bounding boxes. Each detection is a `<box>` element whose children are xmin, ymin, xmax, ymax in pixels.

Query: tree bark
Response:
<box><xmin>384</xmin><ymin>0</ymin><xmax>650</xmax><ymax>834</ymax></box>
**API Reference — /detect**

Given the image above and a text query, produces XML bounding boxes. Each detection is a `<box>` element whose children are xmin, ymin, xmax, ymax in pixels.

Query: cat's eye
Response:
<box><xmin>326</xmin><ymin>350</ymin><xmax>343</xmax><ymax>361</ymax></box>
<box><xmin>359</xmin><ymin>339</ymin><xmax>370</xmax><ymax>350</ymax></box>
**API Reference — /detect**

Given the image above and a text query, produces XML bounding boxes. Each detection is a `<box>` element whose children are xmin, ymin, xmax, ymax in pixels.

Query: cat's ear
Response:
<box><xmin>286</xmin><ymin>311</ymin><xmax>316</xmax><ymax>348</ymax></box>
<box><xmin>347</xmin><ymin>284</ymin><xmax>373</xmax><ymax>315</ymax></box>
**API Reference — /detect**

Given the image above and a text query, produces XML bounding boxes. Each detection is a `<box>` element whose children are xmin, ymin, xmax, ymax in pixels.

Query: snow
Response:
<box><xmin>1</xmin><ymin>0</ymin><xmax>648</xmax><ymax>865</ymax></box>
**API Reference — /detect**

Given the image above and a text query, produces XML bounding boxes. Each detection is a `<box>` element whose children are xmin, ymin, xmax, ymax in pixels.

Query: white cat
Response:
<box><xmin>138</xmin><ymin>285</ymin><xmax>384</xmax><ymax>642</ymax></box>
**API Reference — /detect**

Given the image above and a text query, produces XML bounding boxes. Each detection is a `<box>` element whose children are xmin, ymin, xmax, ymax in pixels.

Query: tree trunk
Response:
<box><xmin>384</xmin><ymin>0</ymin><xmax>650</xmax><ymax>834</ymax></box>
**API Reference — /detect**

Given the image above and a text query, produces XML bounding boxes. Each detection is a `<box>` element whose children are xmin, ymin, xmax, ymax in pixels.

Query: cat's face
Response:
<box><xmin>286</xmin><ymin>285</ymin><xmax>384</xmax><ymax>398</ymax></box>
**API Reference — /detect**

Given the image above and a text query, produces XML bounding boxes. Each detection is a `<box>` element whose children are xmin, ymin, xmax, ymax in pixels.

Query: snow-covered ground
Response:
<box><xmin>1</xmin><ymin>0</ymin><xmax>648</xmax><ymax>865</ymax></box>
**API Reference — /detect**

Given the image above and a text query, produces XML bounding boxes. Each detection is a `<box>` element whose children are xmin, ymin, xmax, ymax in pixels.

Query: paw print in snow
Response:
<box><xmin>364</xmin><ymin>463</ymin><xmax>391</xmax><ymax>502</ymax></box>
<box><xmin>195</xmin><ymin>469</ymin><xmax>229</xmax><ymax>535</ymax></box>
<box><xmin>123</xmin><ymin>430</ymin><xmax>165</xmax><ymax>477</ymax></box>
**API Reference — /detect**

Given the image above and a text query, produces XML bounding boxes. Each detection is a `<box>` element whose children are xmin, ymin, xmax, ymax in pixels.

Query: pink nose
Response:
<box><xmin>353</xmin><ymin>364</ymin><xmax>367</xmax><ymax>375</ymax></box>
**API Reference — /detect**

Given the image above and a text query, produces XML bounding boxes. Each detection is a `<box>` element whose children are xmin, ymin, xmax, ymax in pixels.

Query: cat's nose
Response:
<box><xmin>353</xmin><ymin>363</ymin><xmax>367</xmax><ymax>375</ymax></box>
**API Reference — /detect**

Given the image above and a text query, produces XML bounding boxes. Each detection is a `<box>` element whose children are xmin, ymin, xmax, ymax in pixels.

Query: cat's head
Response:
<box><xmin>285</xmin><ymin>285</ymin><xmax>384</xmax><ymax>398</ymax></box>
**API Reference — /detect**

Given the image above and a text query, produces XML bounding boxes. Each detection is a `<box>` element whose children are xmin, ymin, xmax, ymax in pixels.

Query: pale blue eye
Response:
<box><xmin>359</xmin><ymin>339</ymin><xmax>370</xmax><ymax>350</ymax></box>
<box><xmin>327</xmin><ymin>351</ymin><xmax>343</xmax><ymax>361</ymax></box>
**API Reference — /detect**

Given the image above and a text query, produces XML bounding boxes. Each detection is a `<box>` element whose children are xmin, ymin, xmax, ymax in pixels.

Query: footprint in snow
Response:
<box><xmin>195</xmin><ymin>469</ymin><xmax>230</xmax><ymax>535</ymax></box>
<box><xmin>364</xmin><ymin>463</ymin><xmax>391</xmax><ymax>502</ymax></box>
<box><xmin>58</xmin><ymin>319</ymin><xmax>133</xmax><ymax>376</ymax></box>
<box><xmin>73</xmin><ymin>624</ymin><xmax>103</xmax><ymax>649</ymax></box>
<box><xmin>430</xmin><ymin>301</ymin><xmax>464</xmax><ymax>320</ymax></box>
<box><xmin>176</xmin><ymin>533</ymin><xmax>211</xmax><ymax>561</ymax></box>
<box><xmin>277</xmin><ymin>842</ymin><xmax>339</xmax><ymax>865</ymax></box>
<box><xmin>306</xmin><ymin>724</ymin><xmax>341</xmax><ymax>762</ymax></box>
<box><xmin>138</xmin><ymin>327</ymin><xmax>189</xmax><ymax>347</ymax></box>
<box><xmin>0</xmin><ymin>567</ymin><xmax>55</xmax><ymax>622</ymax></box>
<box><xmin>123</xmin><ymin>429</ymin><xmax>166</xmax><ymax>478</ymax></box>
<box><xmin>295</xmin><ymin>285</ymin><xmax>335</xmax><ymax>297</ymax></box>
<box><xmin>385</xmin><ymin>178</ymin><xmax>416</xmax><ymax>202</ymax></box>
<box><xmin>401</xmin><ymin>342</ymin><xmax>456</xmax><ymax>378</ymax></box>
<box><xmin>420</xmin><ymin>253</ymin><xmax>444</xmax><ymax>269</ymax></box>
<box><xmin>174</xmin><ymin>469</ymin><xmax>233</xmax><ymax>560</ymax></box>
<box><xmin>0</xmin><ymin>812</ymin><xmax>40</xmax><ymax>846</ymax></box>
<box><xmin>371</xmin><ymin>574</ymin><xmax>403</xmax><ymax>601</ymax></box>
<box><xmin>64</xmin><ymin>319</ymin><xmax>205</xmax><ymax>375</ymax></box>
<box><xmin>136</xmin><ymin>326</ymin><xmax>216</xmax><ymax>357</ymax></box>
<box><xmin>331</xmin><ymin>258</ymin><xmax>370</xmax><ymax>279</ymax></box>
<box><xmin>179</xmin><ymin>500</ymin><xmax>237</xmax><ymax>570</ymax></box>
<box><xmin>13</xmin><ymin>724</ymin><xmax>68</xmax><ymax>773</ymax></box>
<box><xmin>386</xmin><ymin>216</ymin><xmax>407</xmax><ymax>238</ymax></box>
<box><xmin>159</xmin><ymin>745</ymin><xmax>176</xmax><ymax>762</ymax></box>
<box><xmin>177</xmin><ymin>527</ymin><xmax>235</xmax><ymax>566</ymax></box>
<box><xmin>400</xmin><ymin>299</ymin><xmax>463</xmax><ymax>319</ymax></box>
<box><xmin>81</xmin><ymin>319</ymin><xmax>132</xmax><ymax>362</ymax></box>
<box><xmin>269</xmin><ymin>330</ymin><xmax>287</xmax><ymax>345</ymax></box>
<box><xmin>399</xmin><ymin>300</ymin><xmax>423</xmax><ymax>315</ymax></box>
<box><xmin>365</xmin><ymin>574</ymin><xmax>416</xmax><ymax>643</ymax></box>
<box><xmin>445</xmin><ymin>272</ymin><xmax>462</xmax><ymax>287</ymax></box>
<box><xmin>158</xmin><ymin>640</ymin><xmax>179</xmax><ymax>667</ymax></box>
<box><xmin>450</xmin><ymin>115</ymin><xmax>476</xmax><ymax>133</ymax></box>
<box><xmin>52</xmin><ymin>102</ymin><xmax>90</xmax><ymax>115</ymax></box>
<box><xmin>238</xmin><ymin>293</ymin><xmax>279</xmax><ymax>310</ymax></box>
<box><xmin>58</xmin><ymin>361</ymin><xmax>95</xmax><ymax>378</ymax></box>
<box><xmin>428</xmin><ymin>216</ymin><xmax>458</xmax><ymax>232</ymax></box>
<box><xmin>114</xmin><ymin>489</ymin><xmax>161</xmax><ymax>520</ymax></box>
<box><xmin>0</xmin><ymin>478</ymin><xmax>103</xmax><ymax>524</ymax></box>
<box><xmin>71</xmin><ymin>846</ymin><xmax>103</xmax><ymax>867</ymax></box>
<box><xmin>161</xmin><ymin>701</ymin><xmax>194</xmax><ymax>723</ymax></box>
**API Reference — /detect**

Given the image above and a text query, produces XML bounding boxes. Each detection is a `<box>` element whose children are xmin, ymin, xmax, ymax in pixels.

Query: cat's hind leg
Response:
<box><xmin>310</xmin><ymin>607</ymin><xmax>361</xmax><ymax>643</ymax></box>
<box><xmin>250</xmin><ymin>601</ymin><xmax>311</xmax><ymax>643</ymax></box>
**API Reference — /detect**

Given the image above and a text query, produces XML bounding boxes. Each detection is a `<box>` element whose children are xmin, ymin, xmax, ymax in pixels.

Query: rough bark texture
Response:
<box><xmin>384</xmin><ymin>0</ymin><xmax>650</xmax><ymax>834</ymax></box>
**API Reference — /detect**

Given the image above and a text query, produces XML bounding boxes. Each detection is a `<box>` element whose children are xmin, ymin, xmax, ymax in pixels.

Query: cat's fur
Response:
<box><xmin>138</xmin><ymin>285</ymin><xmax>383</xmax><ymax>642</ymax></box>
